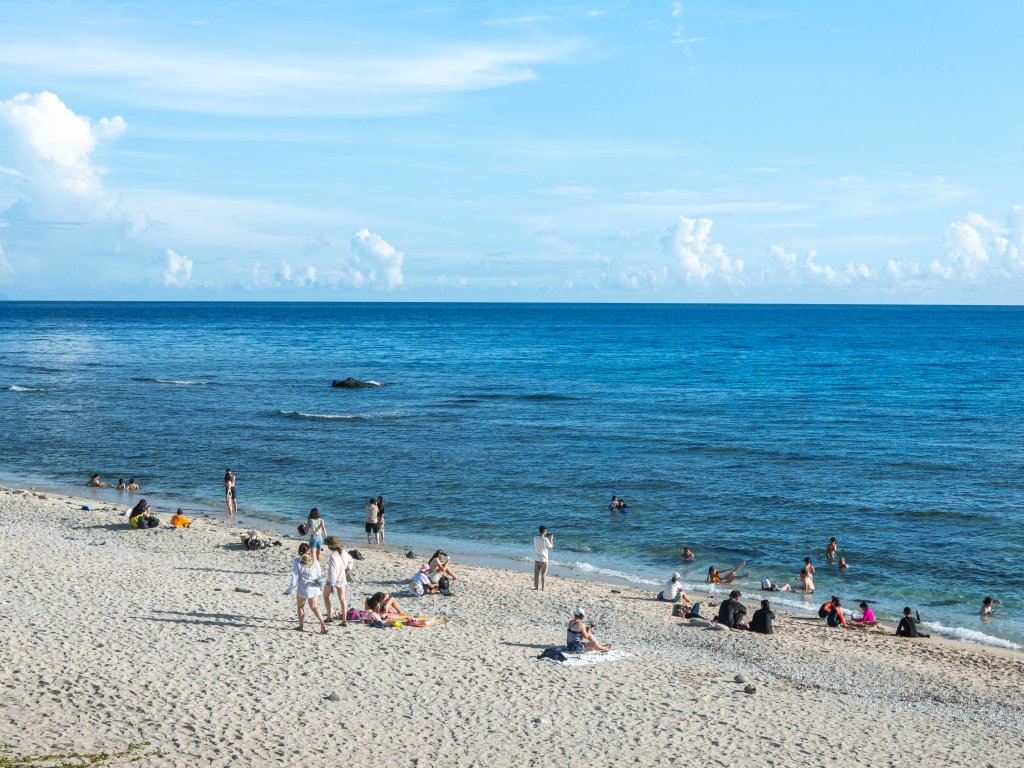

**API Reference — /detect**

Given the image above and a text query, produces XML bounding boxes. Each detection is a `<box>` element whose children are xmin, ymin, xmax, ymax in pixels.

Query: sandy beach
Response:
<box><xmin>1</xmin><ymin>485</ymin><xmax>1021</xmax><ymax>768</ymax></box>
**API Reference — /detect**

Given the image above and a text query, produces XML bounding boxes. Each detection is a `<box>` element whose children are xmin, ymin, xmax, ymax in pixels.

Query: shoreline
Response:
<box><xmin>2</xmin><ymin>478</ymin><xmax>1019</xmax><ymax>662</ymax></box>
<box><xmin>3</xmin><ymin>472</ymin><xmax>1019</xmax><ymax>655</ymax></box>
<box><xmin>1</xmin><ymin>484</ymin><xmax>1023</xmax><ymax>766</ymax></box>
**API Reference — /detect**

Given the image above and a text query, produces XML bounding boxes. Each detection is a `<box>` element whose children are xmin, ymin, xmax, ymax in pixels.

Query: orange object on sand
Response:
<box><xmin>169</xmin><ymin>513</ymin><xmax>192</xmax><ymax>528</ymax></box>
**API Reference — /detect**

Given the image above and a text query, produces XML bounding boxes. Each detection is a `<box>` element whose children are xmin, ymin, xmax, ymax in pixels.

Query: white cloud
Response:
<box><xmin>0</xmin><ymin>91</ymin><xmax>125</xmax><ymax>218</ymax></box>
<box><xmin>248</xmin><ymin>259</ymin><xmax>318</xmax><ymax>289</ymax></box>
<box><xmin>0</xmin><ymin>245</ymin><xmax>12</xmax><ymax>283</ymax></box>
<box><xmin>661</xmin><ymin>217</ymin><xmax>743</xmax><ymax>284</ymax></box>
<box><xmin>770</xmin><ymin>245</ymin><xmax>873</xmax><ymax>286</ymax></box>
<box><xmin>347</xmin><ymin>229</ymin><xmax>405</xmax><ymax>289</ymax></box>
<box><xmin>0</xmin><ymin>40</ymin><xmax>581</xmax><ymax>117</ymax></box>
<box><xmin>163</xmin><ymin>249</ymin><xmax>193</xmax><ymax>287</ymax></box>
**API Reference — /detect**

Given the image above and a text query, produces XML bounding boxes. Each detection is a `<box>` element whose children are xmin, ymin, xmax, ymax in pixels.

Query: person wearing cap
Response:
<box><xmin>410</xmin><ymin>563</ymin><xmax>439</xmax><ymax>596</ymax></box>
<box><xmin>566</xmin><ymin>607</ymin><xmax>612</xmax><ymax>653</ymax></box>
<box><xmin>716</xmin><ymin>590</ymin><xmax>748</xmax><ymax>628</ymax></box>
<box><xmin>657</xmin><ymin>572</ymin><xmax>690</xmax><ymax>604</ymax></box>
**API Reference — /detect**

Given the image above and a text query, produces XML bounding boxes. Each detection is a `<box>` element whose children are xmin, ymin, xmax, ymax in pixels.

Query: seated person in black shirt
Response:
<box><xmin>750</xmin><ymin>599</ymin><xmax>775</xmax><ymax>634</ymax></box>
<box><xmin>896</xmin><ymin>606</ymin><xmax>930</xmax><ymax>638</ymax></box>
<box><xmin>717</xmin><ymin>590</ymin><xmax>748</xmax><ymax>628</ymax></box>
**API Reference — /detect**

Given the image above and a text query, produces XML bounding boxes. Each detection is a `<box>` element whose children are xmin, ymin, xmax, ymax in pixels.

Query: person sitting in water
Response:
<box><xmin>750</xmin><ymin>599</ymin><xmax>775</xmax><ymax>635</ymax></box>
<box><xmin>826</xmin><ymin>598</ymin><xmax>848</xmax><ymax>628</ymax></box>
<box><xmin>428</xmin><ymin>550</ymin><xmax>458</xmax><ymax>584</ymax></box>
<box><xmin>657</xmin><ymin>572</ymin><xmax>690</xmax><ymax>604</ymax></box>
<box><xmin>608</xmin><ymin>495</ymin><xmax>618</xmax><ymax>512</ymax></box>
<box><xmin>116</xmin><ymin>478</ymin><xmax>127</xmax><ymax>491</ymax></box>
<box><xmin>127</xmin><ymin>478</ymin><xmax>139</xmax><ymax>491</ymax></box>
<box><xmin>707</xmin><ymin>562</ymin><xmax>748</xmax><ymax>584</ymax></box>
<box><xmin>129</xmin><ymin>499</ymin><xmax>159</xmax><ymax>529</ymax></box>
<box><xmin>566</xmin><ymin>607</ymin><xmax>612</xmax><ymax>653</ymax></box>
<box><xmin>981</xmin><ymin>596</ymin><xmax>1001</xmax><ymax>617</ymax></box>
<box><xmin>803</xmin><ymin>557</ymin><xmax>815</xmax><ymax>577</ymax></box>
<box><xmin>761</xmin><ymin>577</ymin><xmax>794</xmax><ymax>592</ymax></box>
<box><xmin>839</xmin><ymin>557</ymin><xmax>848</xmax><ymax>570</ymax></box>
<box><xmin>681</xmin><ymin>547</ymin><xmax>695</xmax><ymax>561</ymax></box>
<box><xmin>799</xmin><ymin>568</ymin><xmax>815</xmax><ymax>593</ymax></box>
<box><xmin>717</xmin><ymin>590</ymin><xmax>748</xmax><ymax>629</ymax></box>
<box><xmin>896</xmin><ymin>607</ymin><xmax>930</xmax><ymax>638</ymax></box>
<box><xmin>87</xmin><ymin>473</ymin><xmax>108</xmax><ymax>488</ymax></box>
<box><xmin>618</xmin><ymin>499</ymin><xmax>628</xmax><ymax>513</ymax></box>
<box><xmin>410</xmin><ymin>564</ymin><xmax>439</xmax><ymax>596</ymax></box>
<box><xmin>853</xmin><ymin>602</ymin><xmax>876</xmax><ymax>624</ymax></box>
<box><xmin>169</xmin><ymin>508</ymin><xmax>192</xmax><ymax>528</ymax></box>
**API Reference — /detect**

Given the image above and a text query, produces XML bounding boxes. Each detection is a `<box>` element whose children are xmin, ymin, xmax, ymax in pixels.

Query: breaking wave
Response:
<box><xmin>133</xmin><ymin>377</ymin><xmax>214</xmax><ymax>386</ymax></box>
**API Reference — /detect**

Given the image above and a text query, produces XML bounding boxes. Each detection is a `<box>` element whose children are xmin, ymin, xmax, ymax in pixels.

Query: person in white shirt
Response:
<box><xmin>365</xmin><ymin>498</ymin><xmax>381</xmax><ymax>544</ymax></box>
<box><xmin>410</xmin><ymin>564</ymin><xmax>439</xmax><ymax>596</ymax></box>
<box><xmin>322</xmin><ymin>536</ymin><xmax>349</xmax><ymax>625</ymax></box>
<box><xmin>657</xmin><ymin>572</ymin><xmax>689</xmax><ymax>603</ymax></box>
<box><xmin>284</xmin><ymin>551</ymin><xmax>327</xmax><ymax>634</ymax></box>
<box><xmin>533</xmin><ymin>525</ymin><xmax>554</xmax><ymax>591</ymax></box>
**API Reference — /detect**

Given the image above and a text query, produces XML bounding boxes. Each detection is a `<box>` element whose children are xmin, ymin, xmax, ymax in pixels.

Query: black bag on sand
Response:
<box><xmin>538</xmin><ymin>648</ymin><xmax>567</xmax><ymax>662</ymax></box>
<box><xmin>438</xmin><ymin>575</ymin><xmax>450</xmax><ymax>591</ymax></box>
<box><xmin>349</xmin><ymin>549</ymin><xmax>365</xmax><ymax>561</ymax></box>
<box><xmin>297</xmin><ymin>523</ymin><xmax>308</xmax><ymax>535</ymax></box>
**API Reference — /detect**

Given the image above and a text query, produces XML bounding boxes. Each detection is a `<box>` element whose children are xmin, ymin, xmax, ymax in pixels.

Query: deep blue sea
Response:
<box><xmin>1</xmin><ymin>302</ymin><xmax>1022</xmax><ymax>649</ymax></box>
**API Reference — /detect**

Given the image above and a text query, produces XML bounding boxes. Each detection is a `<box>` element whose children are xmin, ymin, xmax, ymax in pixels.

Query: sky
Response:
<box><xmin>1</xmin><ymin>1</ymin><xmax>1023</xmax><ymax>302</ymax></box>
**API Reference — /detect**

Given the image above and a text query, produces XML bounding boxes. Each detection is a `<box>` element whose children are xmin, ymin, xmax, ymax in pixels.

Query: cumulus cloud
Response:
<box><xmin>248</xmin><ymin>259</ymin><xmax>318</xmax><ymax>289</ymax></box>
<box><xmin>943</xmin><ymin>209</ymin><xmax>1024</xmax><ymax>279</ymax></box>
<box><xmin>163</xmin><ymin>249</ymin><xmax>193</xmax><ymax>287</ymax></box>
<box><xmin>661</xmin><ymin>217</ymin><xmax>743</xmax><ymax>284</ymax></box>
<box><xmin>346</xmin><ymin>229</ymin><xmax>405</xmax><ymax>289</ymax></box>
<box><xmin>770</xmin><ymin>245</ymin><xmax>873</xmax><ymax>286</ymax></box>
<box><xmin>0</xmin><ymin>91</ymin><xmax>124</xmax><ymax>218</ymax></box>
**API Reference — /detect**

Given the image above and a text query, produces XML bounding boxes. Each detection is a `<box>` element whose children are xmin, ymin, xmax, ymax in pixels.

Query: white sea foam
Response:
<box><xmin>921</xmin><ymin>621</ymin><xmax>1022</xmax><ymax>651</ymax></box>
<box><xmin>8</xmin><ymin>385</ymin><xmax>42</xmax><ymax>392</ymax></box>
<box><xmin>280</xmin><ymin>410</ymin><xmax>361</xmax><ymax>421</ymax></box>
<box><xmin>134</xmin><ymin>377</ymin><xmax>213</xmax><ymax>386</ymax></box>
<box><xmin>569</xmin><ymin>561</ymin><xmax>660</xmax><ymax>586</ymax></box>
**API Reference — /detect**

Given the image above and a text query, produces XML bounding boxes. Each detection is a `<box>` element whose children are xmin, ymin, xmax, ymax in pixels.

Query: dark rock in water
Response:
<box><xmin>332</xmin><ymin>377</ymin><xmax>381</xmax><ymax>388</ymax></box>
<box><xmin>349</xmin><ymin>549</ymin><xmax>364</xmax><ymax>561</ymax></box>
<box><xmin>405</xmin><ymin>551</ymin><xmax>416</xmax><ymax>559</ymax></box>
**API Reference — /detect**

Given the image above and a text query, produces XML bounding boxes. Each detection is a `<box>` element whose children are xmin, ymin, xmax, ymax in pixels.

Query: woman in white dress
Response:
<box><xmin>322</xmin><ymin>536</ymin><xmax>350</xmax><ymax>625</ymax></box>
<box><xmin>285</xmin><ymin>551</ymin><xmax>327</xmax><ymax>633</ymax></box>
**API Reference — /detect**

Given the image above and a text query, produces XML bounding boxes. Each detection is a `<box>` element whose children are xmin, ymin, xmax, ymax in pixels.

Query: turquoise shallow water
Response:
<box><xmin>1</xmin><ymin>302</ymin><xmax>1021</xmax><ymax>649</ymax></box>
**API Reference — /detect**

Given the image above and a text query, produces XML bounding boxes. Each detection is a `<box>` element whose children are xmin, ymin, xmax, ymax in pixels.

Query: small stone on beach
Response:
<box><xmin>735</xmin><ymin>674</ymin><xmax>747</xmax><ymax>683</ymax></box>
<box><xmin>744</xmin><ymin>685</ymin><xmax>757</xmax><ymax>695</ymax></box>
<box><xmin>406</xmin><ymin>551</ymin><xmax>415</xmax><ymax>559</ymax></box>
<box><xmin>326</xmin><ymin>691</ymin><xmax>341</xmax><ymax>702</ymax></box>
<box><xmin>235</xmin><ymin>586</ymin><xmax>253</xmax><ymax>593</ymax></box>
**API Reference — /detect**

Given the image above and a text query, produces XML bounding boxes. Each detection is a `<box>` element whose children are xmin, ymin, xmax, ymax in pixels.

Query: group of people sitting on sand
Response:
<box><xmin>127</xmin><ymin>499</ymin><xmax>192</xmax><ymax>529</ymax></box>
<box><xmin>409</xmin><ymin>550</ymin><xmax>458</xmax><ymax>596</ymax></box>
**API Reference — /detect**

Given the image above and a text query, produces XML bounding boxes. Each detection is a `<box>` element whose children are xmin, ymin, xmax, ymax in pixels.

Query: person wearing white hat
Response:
<box><xmin>657</xmin><ymin>572</ymin><xmax>690</xmax><ymax>604</ymax></box>
<box><xmin>566</xmin><ymin>607</ymin><xmax>612</xmax><ymax>653</ymax></box>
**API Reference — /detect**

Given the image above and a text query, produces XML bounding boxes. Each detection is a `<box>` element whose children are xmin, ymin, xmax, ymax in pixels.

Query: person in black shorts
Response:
<box><xmin>365</xmin><ymin>497</ymin><xmax>380</xmax><ymax>544</ymax></box>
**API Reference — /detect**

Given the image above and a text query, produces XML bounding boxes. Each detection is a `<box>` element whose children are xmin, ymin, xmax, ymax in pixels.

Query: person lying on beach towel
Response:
<box><xmin>169</xmin><ymin>509</ymin><xmax>192</xmax><ymax>528</ymax></box>
<box><xmin>567</xmin><ymin>607</ymin><xmax>612</xmax><ymax>653</ymax></box>
<box><xmin>365</xmin><ymin>592</ymin><xmax>402</xmax><ymax>615</ymax></box>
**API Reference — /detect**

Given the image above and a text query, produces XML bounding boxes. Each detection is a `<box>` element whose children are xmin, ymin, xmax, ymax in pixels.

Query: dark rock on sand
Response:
<box><xmin>326</xmin><ymin>691</ymin><xmax>341</xmax><ymax>702</ymax></box>
<box><xmin>331</xmin><ymin>377</ymin><xmax>381</xmax><ymax>388</ymax></box>
<box><xmin>349</xmin><ymin>549</ymin><xmax>364</xmax><ymax>561</ymax></box>
<box><xmin>405</xmin><ymin>551</ymin><xmax>416</xmax><ymax>559</ymax></box>
<box><xmin>744</xmin><ymin>684</ymin><xmax>757</xmax><ymax>695</ymax></box>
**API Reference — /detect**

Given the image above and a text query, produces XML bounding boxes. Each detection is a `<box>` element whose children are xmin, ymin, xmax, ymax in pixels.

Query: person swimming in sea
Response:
<box><xmin>681</xmin><ymin>547</ymin><xmax>695</xmax><ymax>561</ymax></box>
<box><xmin>839</xmin><ymin>557</ymin><xmax>848</xmax><ymax>570</ymax></box>
<box><xmin>825</xmin><ymin>537</ymin><xmax>838</xmax><ymax>561</ymax></box>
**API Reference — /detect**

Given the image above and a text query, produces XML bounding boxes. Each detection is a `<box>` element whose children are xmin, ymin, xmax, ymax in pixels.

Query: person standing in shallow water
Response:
<box><xmin>376</xmin><ymin>495</ymin><xmax>386</xmax><ymax>544</ymax></box>
<box><xmin>365</xmin><ymin>497</ymin><xmax>380</xmax><ymax>545</ymax></box>
<box><xmin>224</xmin><ymin>469</ymin><xmax>237</xmax><ymax>519</ymax></box>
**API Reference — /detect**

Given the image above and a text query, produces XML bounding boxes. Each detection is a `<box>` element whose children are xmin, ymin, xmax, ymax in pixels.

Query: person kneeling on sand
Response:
<box><xmin>750</xmin><ymin>599</ymin><xmax>775</xmax><ymax>634</ymax></box>
<box><xmin>169</xmin><ymin>508</ymin><xmax>192</xmax><ymax>528</ymax></box>
<box><xmin>567</xmin><ymin>608</ymin><xmax>612</xmax><ymax>653</ymax></box>
<box><xmin>853</xmin><ymin>602</ymin><xmax>876</xmax><ymax>624</ymax></box>
<box><xmin>826</xmin><ymin>598</ymin><xmax>848</xmax><ymax>628</ymax></box>
<box><xmin>817</xmin><ymin>596</ymin><xmax>838</xmax><ymax>619</ymax></box>
<box><xmin>410</xmin><ymin>564</ymin><xmax>440</xmax><ymax>596</ymax></box>
<box><xmin>657</xmin><ymin>572</ymin><xmax>690</xmax><ymax>604</ymax></box>
<box><xmin>716</xmin><ymin>590</ymin><xmax>748</xmax><ymax>629</ymax></box>
<box><xmin>896</xmin><ymin>607</ymin><xmax>930</xmax><ymax>638</ymax></box>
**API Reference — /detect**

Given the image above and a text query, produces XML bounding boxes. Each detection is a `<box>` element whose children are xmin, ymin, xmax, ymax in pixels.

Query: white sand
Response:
<box><xmin>1</xmin><ymin>485</ymin><xmax>1022</xmax><ymax>767</ymax></box>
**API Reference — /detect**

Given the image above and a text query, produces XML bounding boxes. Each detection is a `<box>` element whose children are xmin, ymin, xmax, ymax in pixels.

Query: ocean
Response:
<box><xmin>1</xmin><ymin>302</ymin><xmax>1021</xmax><ymax>649</ymax></box>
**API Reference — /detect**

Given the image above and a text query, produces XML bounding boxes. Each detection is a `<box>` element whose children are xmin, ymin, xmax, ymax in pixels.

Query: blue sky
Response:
<box><xmin>1</xmin><ymin>1</ymin><xmax>1022</xmax><ymax>302</ymax></box>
